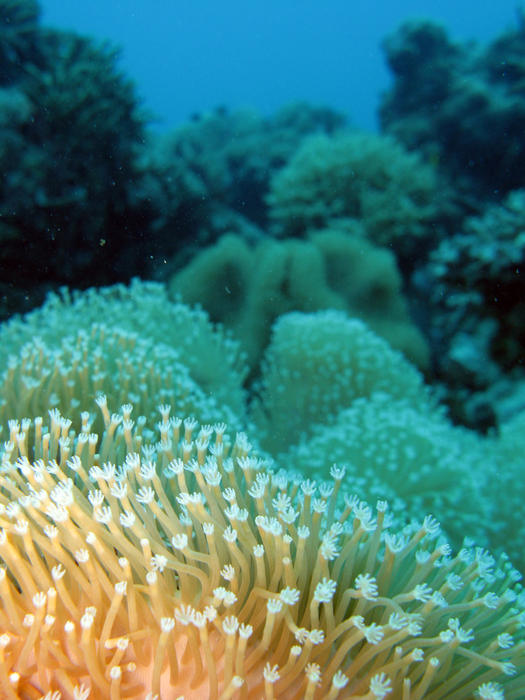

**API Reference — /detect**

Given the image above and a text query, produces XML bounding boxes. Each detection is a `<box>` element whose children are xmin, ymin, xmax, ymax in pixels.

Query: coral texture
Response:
<box><xmin>0</xmin><ymin>404</ymin><xmax>523</xmax><ymax>698</ymax></box>
<box><xmin>252</xmin><ymin>310</ymin><xmax>428</xmax><ymax>454</ymax></box>
<box><xmin>0</xmin><ymin>326</ymin><xmax>237</xmax><ymax>434</ymax></box>
<box><xmin>281</xmin><ymin>393</ymin><xmax>490</xmax><ymax>552</ymax></box>
<box><xmin>419</xmin><ymin>189</ymin><xmax>525</xmax><ymax>427</ymax></box>
<box><xmin>170</xmin><ymin>228</ymin><xmax>429</xmax><ymax>370</ymax></box>
<box><xmin>267</xmin><ymin>131</ymin><xmax>438</xmax><ymax>256</ymax></box>
<box><xmin>0</xmin><ymin>280</ymin><xmax>248</xmax><ymax>425</ymax></box>
<box><xmin>380</xmin><ymin>18</ymin><xmax>525</xmax><ymax>204</ymax></box>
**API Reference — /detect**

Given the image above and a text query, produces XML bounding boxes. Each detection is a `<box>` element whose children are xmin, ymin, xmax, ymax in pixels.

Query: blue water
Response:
<box><xmin>41</xmin><ymin>0</ymin><xmax>519</xmax><ymax>131</ymax></box>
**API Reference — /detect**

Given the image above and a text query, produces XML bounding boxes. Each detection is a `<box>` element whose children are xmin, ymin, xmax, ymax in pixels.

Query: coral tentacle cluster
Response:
<box><xmin>0</xmin><ymin>400</ymin><xmax>523</xmax><ymax>699</ymax></box>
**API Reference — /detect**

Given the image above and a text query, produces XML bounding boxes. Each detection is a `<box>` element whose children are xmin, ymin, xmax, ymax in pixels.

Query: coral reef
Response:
<box><xmin>418</xmin><ymin>190</ymin><xmax>525</xmax><ymax>427</ymax></box>
<box><xmin>150</xmin><ymin>103</ymin><xmax>344</xmax><ymax>228</ymax></box>
<box><xmin>251</xmin><ymin>310</ymin><xmax>428</xmax><ymax>455</ymax></box>
<box><xmin>4</xmin><ymin>280</ymin><xmax>524</xmax><ymax>572</ymax></box>
<box><xmin>378</xmin><ymin>15</ymin><xmax>525</xmax><ymax>428</ymax></box>
<box><xmin>170</xmin><ymin>228</ymin><xmax>429</xmax><ymax>371</ymax></box>
<box><xmin>1</xmin><ymin>3</ymin><xmax>524</xmax><ymax>438</ymax></box>
<box><xmin>0</xmin><ymin>4</ymin><xmax>150</xmax><ymax>317</ymax></box>
<box><xmin>267</xmin><ymin>130</ymin><xmax>440</xmax><ymax>263</ymax></box>
<box><xmin>380</xmin><ymin>17</ymin><xmax>525</xmax><ymax>209</ymax></box>
<box><xmin>281</xmin><ymin>393</ymin><xmax>490</xmax><ymax>552</ymax></box>
<box><xmin>136</xmin><ymin>103</ymin><xmax>345</xmax><ymax>270</ymax></box>
<box><xmin>1</xmin><ymin>5</ymin><xmax>525</xmax><ymax>695</ymax></box>
<box><xmin>0</xmin><ymin>403</ymin><xmax>523</xmax><ymax>698</ymax></box>
<box><xmin>0</xmin><ymin>326</ymin><xmax>236</xmax><ymax>434</ymax></box>
<box><xmin>0</xmin><ymin>280</ymin><xmax>248</xmax><ymax>427</ymax></box>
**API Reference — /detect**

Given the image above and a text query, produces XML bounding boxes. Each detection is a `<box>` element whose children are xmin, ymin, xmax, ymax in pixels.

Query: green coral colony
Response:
<box><xmin>0</xmin><ymin>1</ymin><xmax>524</xmax><ymax>699</ymax></box>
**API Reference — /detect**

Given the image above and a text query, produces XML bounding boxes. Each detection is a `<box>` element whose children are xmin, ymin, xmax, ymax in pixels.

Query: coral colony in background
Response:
<box><xmin>0</xmin><ymin>2</ymin><xmax>524</xmax><ymax>699</ymax></box>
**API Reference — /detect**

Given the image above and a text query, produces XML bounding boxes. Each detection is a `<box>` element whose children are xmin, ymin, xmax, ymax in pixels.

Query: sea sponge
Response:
<box><xmin>170</xmin><ymin>227</ymin><xmax>429</xmax><ymax>370</ymax></box>
<box><xmin>0</xmin><ymin>403</ymin><xmax>522</xmax><ymax>698</ymax></box>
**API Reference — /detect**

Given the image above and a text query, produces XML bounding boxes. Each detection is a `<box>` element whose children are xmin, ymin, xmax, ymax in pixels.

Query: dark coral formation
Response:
<box><xmin>380</xmin><ymin>16</ymin><xmax>525</xmax><ymax>211</ymax></box>
<box><xmin>417</xmin><ymin>190</ymin><xmax>525</xmax><ymax>427</ymax></box>
<box><xmin>0</xmin><ymin>0</ymin><xmax>151</xmax><ymax>316</ymax></box>
<box><xmin>0</xmin><ymin>0</ymin><xmax>41</xmax><ymax>84</ymax></box>
<box><xmin>136</xmin><ymin>102</ymin><xmax>345</xmax><ymax>270</ymax></box>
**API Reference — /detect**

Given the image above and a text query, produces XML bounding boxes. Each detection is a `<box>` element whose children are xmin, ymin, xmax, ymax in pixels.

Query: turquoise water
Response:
<box><xmin>41</xmin><ymin>0</ymin><xmax>520</xmax><ymax>132</ymax></box>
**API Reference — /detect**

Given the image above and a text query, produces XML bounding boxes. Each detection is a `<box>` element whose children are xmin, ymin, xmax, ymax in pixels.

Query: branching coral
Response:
<box><xmin>0</xmin><ymin>403</ymin><xmax>523</xmax><ymax>699</ymax></box>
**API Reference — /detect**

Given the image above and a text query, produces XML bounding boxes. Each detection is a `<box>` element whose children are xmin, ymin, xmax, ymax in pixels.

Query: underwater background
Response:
<box><xmin>41</xmin><ymin>0</ymin><xmax>523</xmax><ymax>132</ymax></box>
<box><xmin>0</xmin><ymin>0</ymin><xmax>525</xmax><ymax>698</ymax></box>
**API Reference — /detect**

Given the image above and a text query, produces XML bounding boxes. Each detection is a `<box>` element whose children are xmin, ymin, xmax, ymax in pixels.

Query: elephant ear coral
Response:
<box><xmin>170</xmin><ymin>227</ymin><xmax>429</xmax><ymax>371</ymax></box>
<box><xmin>0</xmin><ymin>402</ymin><xmax>523</xmax><ymax>699</ymax></box>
